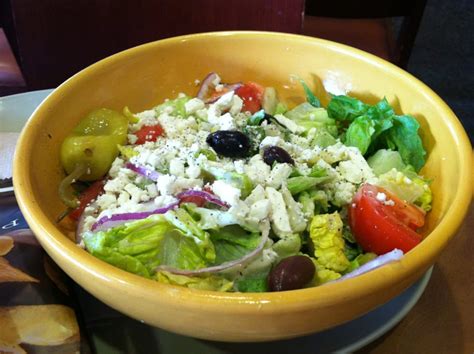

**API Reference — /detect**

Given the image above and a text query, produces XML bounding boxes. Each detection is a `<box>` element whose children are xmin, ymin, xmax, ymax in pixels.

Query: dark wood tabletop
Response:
<box><xmin>359</xmin><ymin>201</ymin><xmax>474</xmax><ymax>354</ymax></box>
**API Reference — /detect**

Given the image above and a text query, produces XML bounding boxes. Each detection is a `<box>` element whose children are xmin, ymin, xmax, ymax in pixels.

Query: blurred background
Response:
<box><xmin>1</xmin><ymin>0</ymin><xmax>472</xmax><ymax>140</ymax></box>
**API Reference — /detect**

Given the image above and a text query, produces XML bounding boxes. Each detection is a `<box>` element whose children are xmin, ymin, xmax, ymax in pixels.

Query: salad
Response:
<box><xmin>58</xmin><ymin>73</ymin><xmax>432</xmax><ymax>292</ymax></box>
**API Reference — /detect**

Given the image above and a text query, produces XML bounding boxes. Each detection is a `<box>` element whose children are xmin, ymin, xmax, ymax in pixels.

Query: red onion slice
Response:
<box><xmin>336</xmin><ymin>249</ymin><xmax>404</xmax><ymax>282</ymax></box>
<box><xmin>155</xmin><ymin>222</ymin><xmax>270</xmax><ymax>275</ymax></box>
<box><xmin>197</xmin><ymin>72</ymin><xmax>219</xmax><ymax>100</ymax></box>
<box><xmin>126</xmin><ymin>162</ymin><xmax>160</xmax><ymax>182</ymax></box>
<box><xmin>91</xmin><ymin>202</ymin><xmax>179</xmax><ymax>232</ymax></box>
<box><xmin>176</xmin><ymin>189</ymin><xmax>228</xmax><ymax>208</ymax></box>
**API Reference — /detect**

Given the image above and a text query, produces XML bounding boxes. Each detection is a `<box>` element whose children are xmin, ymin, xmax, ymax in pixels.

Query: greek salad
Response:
<box><xmin>58</xmin><ymin>73</ymin><xmax>432</xmax><ymax>292</ymax></box>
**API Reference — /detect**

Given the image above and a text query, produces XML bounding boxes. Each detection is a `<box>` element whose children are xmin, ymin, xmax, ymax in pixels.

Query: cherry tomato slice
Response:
<box><xmin>235</xmin><ymin>82</ymin><xmax>264</xmax><ymax>113</ymax></box>
<box><xmin>178</xmin><ymin>195</ymin><xmax>207</xmax><ymax>207</ymax></box>
<box><xmin>348</xmin><ymin>184</ymin><xmax>425</xmax><ymax>255</ymax></box>
<box><xmin>135</xmin><ymin>124</ymin><xmax>164</xmax><ymax>144</ymax></box>
<box><xmin>69</xmin><ymin>179</ymin><xmax>105</xmax><ymax>220</ymax></box>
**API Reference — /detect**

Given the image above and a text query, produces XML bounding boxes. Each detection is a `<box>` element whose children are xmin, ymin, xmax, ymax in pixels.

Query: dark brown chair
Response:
<box><xmin>1</xmin><ymin>0</ymin><xmax>304</xmax><ymax>91</ymax></box>
<box><xmin>303</xmin><ymin>0</ymin><xmax>427</xmax><ymax>68</ymax></box>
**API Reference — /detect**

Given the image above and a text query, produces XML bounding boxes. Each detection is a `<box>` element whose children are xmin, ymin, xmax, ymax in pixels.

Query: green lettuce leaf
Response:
<box><xmin>83</xmin><ymin>209</ymin><xmax>216</xmax><ymax>277</ymax></box>
<box><xmin>299</xmin><ymin>78</ymin><xmax>321</xmax><ymax>108</ymax></box>
<box><xmin>235</xmin><ymin>271</ymin><xmax>269</xmax><ymax>292</ymax></box>
<box><xmin>209</xmin><ymin>225</ymin><xmax>261</xmax><ymax>265</ymax></box>
<box><xmin>154</xmin><ymin>95</ymin><xmax>191</xmax><ymax>118</ymax></box>
<box><xmin>327</xmin><ymin>95</ymin><xmax>368</xmax><ymax>121</ymax></box>
<box><xmin>285</xmin><ymin>103</ymin><xmax>338</xmax><ymax>135</ymax></box>
<box><xmin>327</xmin><ymin>95</ymin><xmax>426</xmax><ymax>171</ymax></box>
<box><xmin>156</xmin><ymin>271</ymin><xmax>233</xmax><ymax>292</ymax></box>
<box><xmin>385</xmin><ymin>115</ymin><xmax>426</xmax><ymax>172</ymax></box>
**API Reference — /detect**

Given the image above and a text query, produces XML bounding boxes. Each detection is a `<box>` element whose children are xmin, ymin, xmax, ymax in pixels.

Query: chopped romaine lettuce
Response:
<box><xmin>308</xmin><ymin>212</ymin><xmax>350</xmax><ymax>273</ymax></box>
<box><xmin>272</xmin><ymin>233</ymin><xmax>302</xmax><ymax>260</ymax></box>
<box><xmin>347</xmin><ymin>252</ymin><xmax>377</xmax><ymax>273</ymax></box>
<box><xmin>327</xmin><ymin>95</ymin><xmax>368</xmax><ymax>121</ymax></box>
<box><xmin>235</xmin><ymin>270</ymin><xmax>269</xmax><ymax>292</ymax></box>
<box><xmin>285</xmin><ymin>103</ymin><xmax>338</xmax><ymax>135</ymax></box>
<box><xmin>367</xmin><ymin>149</ymin><xmax>406</xmax><ymax>176</ymax></box>
<box><xmin>385</xmin><ymin>115</ymin><xmax>426</xmax><ymax>172</ymax></box>
<box><xmin>156</xmin><ymin>271</ymin><xmax>233</xmax><ymax>292</ymax></box>
<box><xmin>204</xmin><ymin>164</ymin><xmax>253</xmax><ymax>198</ymax></box>
<box><xmin>154</xmin><ymin>95</ymin><xmax>191</xmax><ymax>118</ymax></box>
<box><xmin>83</xmin><ymin>210</ymin><xmax>217</xmax><ymax>277</ymax></box>
<box><xmin>376</xmin><ymin>168</ymin><xmax>432</xmax><ymax>210</ymax></box>
<box><xmin>209</xmin><ymin>225</ymin><xmax>261</xmax><ymax>265</ymax></box>
<box><xmin>327</xmin><ymin>95</ymin><xmax>426</xmax><ymax>171</ymax></box>
<box><xmin>286</xmin><ymin>176</ymin><xmax>330</xmax><ymax>195</ymax></box>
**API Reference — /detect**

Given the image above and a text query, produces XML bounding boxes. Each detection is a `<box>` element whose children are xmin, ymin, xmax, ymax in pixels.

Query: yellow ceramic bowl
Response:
<box><xmin>14</xmin><ymin>32</ymin><xmax>472</xmax><ymax>342</ymax></box>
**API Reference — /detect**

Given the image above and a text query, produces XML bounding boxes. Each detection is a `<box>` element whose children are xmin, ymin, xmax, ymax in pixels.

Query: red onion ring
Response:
<box><xmin>155</xmin><ymin>222</ymin><xmax>270</xmax><ymax>275</ymax></box>
<box><xmin>126</xmin><ymin>162</ymin><xmax>160</xmax><ymax>182</ymax></box>
<box><xmin>336</xmin><ymin>249</ymin><xmax>404</xmax><ymax>282</ymax></box>
<box><xmin>197</xmin><ymin>72</ymin><xmax>219</xmax><ymax>100</ymax></box>
<box><xmin>176</xmin><ymin>189</ymin><xmax>228</xmax><ymax>208</ymax></box>
<box><xmin>91</xmin><ymin>202</ymin><xmax>179</xmax><ymax>232</ymax></box>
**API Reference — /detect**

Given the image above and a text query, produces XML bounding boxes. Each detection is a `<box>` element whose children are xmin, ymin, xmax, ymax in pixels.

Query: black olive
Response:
<box><xmin>268</xmin><ymin>255</ymin><xmax>315</xmax><ymax>292</ymax></box>
<box><xmin>206</xmin><ymin>130</ymin><xmax>251</xmax><ymax>158</ymax></box>
<box><xmin>263</xmin><ymin>146</ymin><xmax>295</xmax><ymax>166</ymax></box>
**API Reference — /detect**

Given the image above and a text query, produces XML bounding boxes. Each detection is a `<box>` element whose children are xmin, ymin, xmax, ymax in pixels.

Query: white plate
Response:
<box><xmin>2</xmin><ymin>89</ymin><xmax>432</xmax><ymax>353</ymax></box>
<box><xmin>0</xmin><ymin>89</ymin><xmax>54</xmax><ymax>194</ymax></box>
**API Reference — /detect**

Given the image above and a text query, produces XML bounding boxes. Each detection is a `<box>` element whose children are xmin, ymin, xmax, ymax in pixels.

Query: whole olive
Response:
<box><xmin>263</xmin><ymin>146</ymin><xmax>295</xmax><ymax>166</ymax></box>
<box><xmin>206</xmin><ymin>130</ymin><xmax>251</xmax><ymax>158</ymax></box>
<box><xmin>268</xmin><ymin>255</ymin><xmax>315</xmax><ymax>292</ymax></box>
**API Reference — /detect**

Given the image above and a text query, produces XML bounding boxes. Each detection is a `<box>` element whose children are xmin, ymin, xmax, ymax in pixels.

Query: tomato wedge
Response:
<box><xmin>348</xmin><ymin>184</ymin><xmax>425</xmax><ymax>255</ymax></box>
<box><xmin>68</xmin><ymin>179</ymin><xmax>105</xmax><ymax>220</ymax></box>
<box><xmin>135</xmin><ymin>124</ymin><xmax>164</xmax><ymax>144</ymax></box>
<box><xmin>235</xmin><ymin>82</ymin><xmax>264</xmax><ymax>113</ymax></box>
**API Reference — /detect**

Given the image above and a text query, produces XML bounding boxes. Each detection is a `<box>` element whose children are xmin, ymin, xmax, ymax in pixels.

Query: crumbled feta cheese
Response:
<box><xmin>185</xmin><ymin>98</ymin><xmax>205</xmax><ymax>114</ymax></box>
<box><xmin>214</xmin><ymin>91</ymin><xmax>234</xmax><ymax>109</ymax></box>
<box><xmin>128</xmin><ymin>134</ymin><xmax>138</xmax><ymax>145</ymax></box>
<box><xmin>376</xmin><ymin>192</ymin><xmax>387</xmax><ymax>202</ymax></box>
<box><xmin>157</xmin><ymin>174</ymin><xmax>177</xmax><ymax>196</ymax></box>
<box><xmin>265</xmin><ymin>186</ymin><xmax>292</xmax><ymax>237</ymax></box>
<box><xmin>244</xmin><ymin>155</ymin><xmax>270</xmax><ymax>185</ymax></box>
<box><xmin>95</xmin><ymin>193</ymin><xmax>117</xmax><ymax>210</ymax></box>
<box><xmin>108</xmin><ymin>158</ymin><xmax>125</xmax><ymax>178</ymax></box>
<box><xmin>124</xmin><ymin>183</ymin><xmax>150</xmax><ymax>203</ymax></box>
<box><xmin>274</xmin><ymin>114</ymin><xmax>305</xmax><ymax>134</ymax></box>
<box><xmin>185</xmin><ymin>163</ymin><xmax>201</xmax><ymax>179</ymax></box>
<box><xmin>233</xmin><ymin>160</ymin><xmax>245</xmax><ymax>174</ymax></box>
<box><xmin>154</xmin><ymin>195</ymin><xmax>178</xmax><ymax>207</ymax></box>
<box><xmin>267</xmin><ymin>163</ymin><xmax>293</xmax><ymax>189</ymax></box>
<box><xmin>146</xmin><ymin>183</ymin><xmax>158</xmax><ymax>198</ymax></box>
<box><xmin>218</xmin><ymin>112</ymin><xmax>236</xmax><ymax>130</ymax></box>
<box><xmin>248</xmin><ymin>199</ymin><xmax>271</xmax><ymax>222</ymax></box>
<box><xmin>259</xmin><ymin>136</ymin><xmax>285</xmax><ymax>149</ymax></box>
<box><xmin>212</xmin><ymin>180</ymin><xmax>241</xmax><ymax>207</ymax></box>
<box><xmin>229</xmin><ymin>95</ymin><xmax>243</xmax><ymax>116</ymax></box>
<box><xmin>245</xmin><ymin>185</ymin><xmax>266</xmax><ymax>207</ymax></box>
<box><xmin>169</xmin><ymin>158</ymin><xmax>185</xmax><ymax>177</ymax></box>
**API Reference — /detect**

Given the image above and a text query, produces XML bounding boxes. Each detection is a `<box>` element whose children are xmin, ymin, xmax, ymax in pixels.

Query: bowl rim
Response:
<box><xmin>13</xmin><ymin>30</ymin><xmax>473</xmax><ymax>311</ymax></box>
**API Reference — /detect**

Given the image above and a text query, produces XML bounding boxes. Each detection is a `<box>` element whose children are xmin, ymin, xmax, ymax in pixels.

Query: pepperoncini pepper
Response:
<box><xmin>59</xmin><ymin>108</ymin><xmax>129</xmax><ymax>208</ymax></box>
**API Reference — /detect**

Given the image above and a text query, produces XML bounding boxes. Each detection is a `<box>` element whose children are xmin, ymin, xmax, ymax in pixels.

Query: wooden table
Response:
<box><xmin>359</xmin><ymin>202</ymin><xmax>474</xmax><ymax>354</ymax></box>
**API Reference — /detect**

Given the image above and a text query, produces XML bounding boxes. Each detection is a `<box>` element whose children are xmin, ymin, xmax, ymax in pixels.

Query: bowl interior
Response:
<box><xmin>13</xmin><ymin>32</ymin><xmax>472</xmax><ymax>341</ymax></box>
